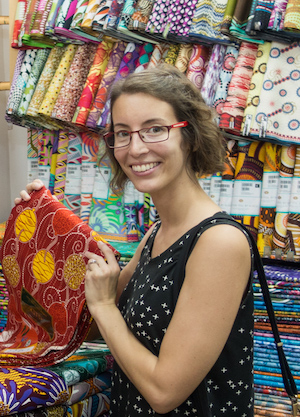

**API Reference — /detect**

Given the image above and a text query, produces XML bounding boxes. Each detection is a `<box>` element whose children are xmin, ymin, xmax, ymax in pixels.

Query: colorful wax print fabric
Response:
<box><xmin>272</xmin><ymin>144</ymin><xmax>297</xmax><ymax>252</ymax></box>
<box><xmin>0</xmin><ymin>186</ymin><xmax>119</xmax><ymax>366</ymax></box>
<box><xmin>250</xmin><ymin>41</ymin><xmax>300</xmax><ymax>144</ymax></box>
<box><xmin>0</xmin><ymin>367</ymin><xmax>69</xmax><ymax>416</ymax></box>
<box><xmin>231</xmin><ymin>140</ymin><xmax>266</xmax><ymax>239</ymax></box>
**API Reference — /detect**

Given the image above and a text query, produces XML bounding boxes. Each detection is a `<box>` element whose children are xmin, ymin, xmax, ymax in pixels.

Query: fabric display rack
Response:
<box><xmin>0</xmin><ymin>0</ymin><xmax>300</xmax><ymax>416</ymax></box>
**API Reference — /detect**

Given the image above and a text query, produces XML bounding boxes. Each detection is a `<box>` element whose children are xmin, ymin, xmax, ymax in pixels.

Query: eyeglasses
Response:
<box><xmin>103</xmin><ymin>121</ymin><xmax>189</xmax><ymax>149</ymax></box>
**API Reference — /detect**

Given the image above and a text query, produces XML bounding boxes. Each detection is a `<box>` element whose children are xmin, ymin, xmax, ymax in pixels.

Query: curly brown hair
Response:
<box><xmin>101</xmin><ymin>63</ymin><xmax>226</xmax><ymax>192</ymax></box>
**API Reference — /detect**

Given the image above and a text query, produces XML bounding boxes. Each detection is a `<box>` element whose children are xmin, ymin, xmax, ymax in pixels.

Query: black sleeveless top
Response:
<box><xmin>109</xmin><ymin>212</ymin><xmax>254</xmax><ymax>416</ymax></box>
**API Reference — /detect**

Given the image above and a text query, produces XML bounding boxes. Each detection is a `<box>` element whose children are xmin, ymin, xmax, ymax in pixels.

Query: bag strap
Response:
<box><xmin>207</xmin><ymin>214</ymin><xmax>299</xmax><ymax>415</ymax></box>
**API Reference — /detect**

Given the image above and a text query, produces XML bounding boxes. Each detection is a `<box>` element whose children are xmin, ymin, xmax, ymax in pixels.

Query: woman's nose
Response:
<box><xmin>128</xmin><ymin>132</ymin><xmax>149</xmax><ymax>155</ymax></box>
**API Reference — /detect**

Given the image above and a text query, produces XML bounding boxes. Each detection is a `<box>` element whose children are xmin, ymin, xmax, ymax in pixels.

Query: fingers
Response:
<box><xmin>15</xmin><ymin>179</ymin><xmax>45</xmax><ymax>206</ymax></box>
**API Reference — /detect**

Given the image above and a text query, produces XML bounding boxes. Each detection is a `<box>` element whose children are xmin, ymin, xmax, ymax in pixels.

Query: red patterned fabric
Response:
<box><xmin>0</xmin><ymin>186</ymin><xmax>119</xmax><ymax>367</ymax></box>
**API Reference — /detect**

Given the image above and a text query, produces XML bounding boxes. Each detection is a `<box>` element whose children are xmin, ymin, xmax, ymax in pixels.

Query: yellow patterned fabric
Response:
<box><xmin>38</xmin><ymin>44</ymin><xmax>78</xmax><ymax>123</ymax></box>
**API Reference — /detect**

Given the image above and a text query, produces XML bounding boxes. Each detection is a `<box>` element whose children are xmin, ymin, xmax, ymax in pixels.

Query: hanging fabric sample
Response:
<box><xmin>256</xmin><ymin>143</ymin><xmax>281</xmax><ymax>257</ymax></box>
<box><xmin>219</xmin><ymin>138</ymin><xmax>238</xmax><ymax>214</ymax></box>
<box><xmin>272</xmin><ymin>144</ymin><xmax>297</xmax><ymax>254</ymax></box>
<box><xmin>88</xmin><ymin>154</ymin><xmax>127</xmax><ymax>241</ymax></box>
<box><xmin>27</xmin><ymin>128</ymin><xmax>40</xmax><ymax>183</ymax></box>
<box><xmin>250</xmin><ymin>41</ymin><xmax>300</xmax><ymax>144</ymax></box>
<box><xmin>219</xmin><ymin>41</ymin><xmax>258</xmax><ymax>133</ymax></box>
<box><xmin>80</xmin><ymin>131</ymin><xmax>100</xmax><ymax>224</ymax></box>
<box><xmin>230</xmin><ymin>140</ymin><xmax>266</xmax><ymax>239</ymax></box>
<box><xmin>63</xmin><ymin>132</ymin><xmax>83</xmax><ymax>216</ymax></box>
<box><xmin>53</xmin><ymin>130</ymin><xmax>70</xmax><ymax>202</ymax></box>
<box><xmin>0</xmin><ymin>186</ymin><xmax>120</xmax><ymax>366</ymax></box>
<box><xmin>284</xmin><ymin>146</ymin><xmax>300</xmax><ymax>261</ymax></box>
<box><xmin>38</xmin><ymin>129</ymin><xmax>56</xmax><ymax>189</ymax></box>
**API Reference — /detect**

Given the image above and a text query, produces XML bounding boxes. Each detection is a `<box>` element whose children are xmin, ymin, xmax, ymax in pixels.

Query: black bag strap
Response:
<box><xmin>206</xmin><ymin>214</ymin><xmax>299</xmax><ymax>415</ymax></box>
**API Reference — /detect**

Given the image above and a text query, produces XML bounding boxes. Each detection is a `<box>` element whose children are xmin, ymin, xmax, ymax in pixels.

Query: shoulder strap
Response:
<box><xmin>201</xmin><ymin>214</ymin><xmax>299</xmax><ymax>415</ymax></box>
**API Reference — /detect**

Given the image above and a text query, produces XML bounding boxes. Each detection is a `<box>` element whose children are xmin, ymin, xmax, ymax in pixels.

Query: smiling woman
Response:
<box><xmin>17</xmin><ymin>64</ymin><xmax>255</xmax><ymax>417</ymax></box>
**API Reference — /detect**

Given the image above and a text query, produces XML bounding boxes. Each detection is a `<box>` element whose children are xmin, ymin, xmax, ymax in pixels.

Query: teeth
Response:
<box><xmin>132</xmin><ymin>163</ymin><xmax>158</xmax><ymax>172</ymax></box>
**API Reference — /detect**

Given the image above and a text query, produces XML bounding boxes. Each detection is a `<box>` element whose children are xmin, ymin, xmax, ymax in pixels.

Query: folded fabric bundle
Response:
<box><xmin>0</xmin><ymin>186</ymin><xmax>119</xmax><ymax>366</ymax></box>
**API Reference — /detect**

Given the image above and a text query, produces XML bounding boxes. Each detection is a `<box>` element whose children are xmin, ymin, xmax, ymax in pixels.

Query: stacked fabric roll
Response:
<box><xmin>253</xmin><ymin>263</ymin><xmax>300</xmax><ymax>416</ymax></box>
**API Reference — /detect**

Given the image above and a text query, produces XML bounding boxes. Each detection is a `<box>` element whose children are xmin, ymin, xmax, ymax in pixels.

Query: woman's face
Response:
<box><xmin>112</xmin><ymin>92</ymin><xmax>190</xmax><ymax>196</ymax></box>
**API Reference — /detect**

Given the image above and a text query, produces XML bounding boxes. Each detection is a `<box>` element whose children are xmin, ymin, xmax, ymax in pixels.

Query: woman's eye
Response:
<box><xmin>147</xmin><ymin>126</ymin><xmax>164</xmax><ymax>134</ymax></box>
<box><xmin>115</xmin><ymin>131</ymin><xmax>130</xmax><ymax>139</ymax></box>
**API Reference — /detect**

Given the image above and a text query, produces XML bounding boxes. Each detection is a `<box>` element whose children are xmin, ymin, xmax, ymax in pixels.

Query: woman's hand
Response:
<box><xmin>14</xmin><ymin>179</ymin><xmax>45</xmax><ymax>205</ymax></box>
<box><xmin>85</xmin><ymin>241</ymin><xmax>121</xmax><ymax>315</ymax></box>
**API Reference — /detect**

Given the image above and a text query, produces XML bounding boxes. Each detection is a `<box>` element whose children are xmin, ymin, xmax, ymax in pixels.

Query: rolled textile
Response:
<box><xmin>80</xmin><ymin>0</ymin><xmax>102</xmax><ymax>35</ymax></box>
<box><xmin>72</xmin><ymin>0</ymin><xmax>102</xmax><ymax>41</ymax></box>
<box><xmin>229</xmin><ymin>0</ymin><xmax>263</xmax><ymax>43</ymax></box>
<box><xmin>189</xmin><ymin>0</ymin><xmax>230</xmax><ymax>43</ymax></box>
<box><xmin>186</xmin><ymin>44</ymin><xmax>211</xmax><ymax>89</ymax></box>
<box><xmin>30</xmin><ymin>0</ymin><xmax>53</xmax><ymax>38</ymax></box>
<box><xmin>127</xmin><ymin>0</ymin><xmax>154</xmax><ymax>31</ymax></box>
<box><xmin>134</xmin><ymin>42</ymin><xmax>155</xmax><ymax>72</ymax></box>
<box><xmin>163</xmin><ymin>0</ymin><xmax>198</xmax><ymax>39</ymax></box>
<box><xmin>38</xmin><ymin>44</ymin><xmax>78</xmax><ymax>123</ymax></box>
<box><xmin>45</xmin><ymin>0</ymin><xmax>65</xmax><ymax>39</ymax></box>
<box><xmin>273</xmin><ymin>144</ymin><xmax>297</xmax><ymax>252</ymax></box>
<box><xmin>219</xmin><ymin>41</ymin><xmax>258</xmax><ymax>133</ymax></box>
<box><xmin>245</xmin><ymin>0</ymin><xmax>275</xmax><ymax>37</ymax></box>
<box><xmin>241</xmin><ymin>41</ymin><xmax>272</xmax><ymax>137</ymax></box>
<box><xmin>284</xmin><ymin>146</ymin><xmax>300</xmax><ymax>261</ymax></box>
<box><xmin>212</xmin><ymin>43</ymin><xmax>239</xmax><ymax>120</ymax></box>
<box><xmin>230</xmin><ymin>140</ymin><xmax>266</xmax><ymax>239</ymax></box>
<box><xmin>257</xmin><ymin>143</ymin><xmax>281</xmax><ymax>257</ymax></box>
<box><xmin>6</xmin><ymin>49</ymin><xmax>37</xmax><ymax>118</ymax></box>
<box><xmin>63</xmin><ymin>131</ymin><xmax>83</xmax><ymax>216</ymax></box>
<box><xmin>26</xmin><ymin>46</ymin><xmax>65</xmax><ymax>123</ymax></box>
<box><xmin>145</xmin><ymin>0</ymin><xmax>172</xmax><ymax>35</ymax></box>
<box><xmin>99</xmin><ymin>42</ymin><xmax>142</xmax><ymax>129</ymax></box>
<box><xmin>19</xmin><ymin>0</ymin><xmax>40</xmax><ymax>46</ymax></box>
<box><xmin>92</xmin><ymin>0</ymin><xmax>112</xmax><ymax>34</ymax></box>
<box><xmin>53</xmin><ymin>130</ymin><xmax>70</xmax><ymax>202</ymax></box>
<box><xmin>5</xmin><ymin>49</ymin><xmax>26</xmax><ymax>125</ymax></box>
<box><xmin>220</xmin><ymin>0</ymin><xmax>238</xmax><ymax>34</ymax></box>
<box><xmin>201</xmin><ymin>43</ymin><xmax>227</xmax><ymax>107</ymax></box>
<box><xmin>72</xmin><ymin>39</ymin><xmax>115</xmax><ymax>128</ymax></box>
<box><xmin>17</xmin><ymin>48</ymin><xmax>51</xmax><ymax>119</ymax></box>
<box><xmin>163</xmin><ymin>43</ymin><xmax>180</xmax><ymax>65</ymax></box>
<box><xmin>283</xmin><ymin>0</ymin><xmax>300</xmax><ymax>31</ymax></box>
<box><xmin>86</xmin><ymin>41</ymin><xmax>126</xmax><ymax>130</ymax></box>
<box><xmin>174</xmin><ymin>44</ymin><xmax>193</xmax><ymax>73</ymax></box>
<box><xmin>219</xmin><ymin>139</ymin><xmax>238</xmax><ymax>214</ymax></box>
<box><xmin>11</xmin><ymin>0</ymin><xmax>28</xmax><ymax>48</ymax></box>
<box><xmin>103</xmin><ymin>0</ymin><xmax>127</xmax><ymax>38</ymax></box>
<box><xmin>147</xmin><ymin>43</ymin><xmax>169</xmax><ymax>68</ymax></box>
<box><xmin>80</xmin><ymin>131</ymin><xmax>100</xmax><ymax>224</ymax></box>
<box><xmin>51</xmin><ymin>43</ymin><xmax>98</xmax><ymax>124</ymax></box>
<box><xmin>268</xmin><ymin>0</ymin><xmax>288</xmax><ymax>30</ymax></box>
<box><xmin>250</xmin><ymin>41</ymin><xmax>300</xmax><ymax>145</ymax></box>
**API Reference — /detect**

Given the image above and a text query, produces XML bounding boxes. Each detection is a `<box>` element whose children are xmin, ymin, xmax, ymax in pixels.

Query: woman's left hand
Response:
<box><xmin>85</xmin><ymin>241</ymin><xmax>121</xmax><ymax>315</ymax></box>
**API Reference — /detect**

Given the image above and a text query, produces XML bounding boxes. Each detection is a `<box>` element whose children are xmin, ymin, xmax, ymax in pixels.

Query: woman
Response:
<box><xmin>17</xmin><ymin>64</ymin><xmax>254</xmax><ymax>416</ymax></box>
